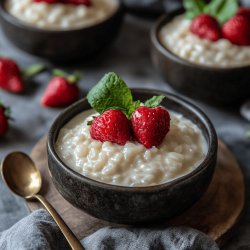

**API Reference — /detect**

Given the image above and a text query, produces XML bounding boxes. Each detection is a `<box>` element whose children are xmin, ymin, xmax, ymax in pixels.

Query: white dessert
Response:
<box><xmin>55</xmin><ymin>109</ymin><xmax>207</xmax><ymax>187</ymax></box>
<box><xmin>159</xmin><ymin>15</ymin><xmax>250</xmax><ymax>68</ymax></box>
<box><xmin>6</xmin><ymin>0</ymin><xmax>118</xmax><ymax>30</ymax></box>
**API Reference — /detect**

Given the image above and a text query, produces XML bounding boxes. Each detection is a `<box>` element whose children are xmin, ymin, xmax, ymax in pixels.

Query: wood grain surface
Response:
<box><xmin>28</xmin><ymin>136</ymin><xmax>245</xmax><ymax>246</ymax></box>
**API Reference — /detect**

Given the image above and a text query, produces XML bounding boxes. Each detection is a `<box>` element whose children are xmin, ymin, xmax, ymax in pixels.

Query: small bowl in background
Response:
<box><xmin>47</xmin><ymin>89</ymin><xmax>217</xmax><ymax>224</ymax></box>
<box><xmin>0</xmin><ymin>0</ymin><xmax>124</xmax><ymax>62</ymax></box>
<box><xmin>151</xmin><ymin>10</ymin><xmax>250</xmax><ymax>105</ymax></box>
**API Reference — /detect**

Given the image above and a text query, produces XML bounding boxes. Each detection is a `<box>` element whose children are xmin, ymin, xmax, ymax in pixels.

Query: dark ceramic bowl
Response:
<box><xmin>0</xmin><ymin>0</ymin><xmax>123</xmax><ymax>62</ymax></box>
<box><xmin>151</xmin><ymin>10</ymin><xmax>250</xmax><ymax>105</ymax></box>
<box><xmin>47</xmin><ymin>89</ymin><xmax>217</xmax><ymax>224</ymax></box>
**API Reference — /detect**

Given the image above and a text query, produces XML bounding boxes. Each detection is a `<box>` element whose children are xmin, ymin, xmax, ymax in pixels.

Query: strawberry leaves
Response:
<box><xmin>52</xmin><ymin>69</ymin><xmax>81</xmax><ymax>84</ymax></box>
<box><xmin>87</xmin><ymin>72</ymin><xmax>165</xmax><ymax>118</ymax></box>
<box><xmin>184</xmin><ymin>0</ymin><xmax>238</xmax><ymax>23</ymax></box>
<box><xmin>22</xmin><ymin>63</ymin><xmax>46</xmax><ymax>80</ymax></box>
<box><xmin>144</xmin><ymin>96</ymin><xmax>165</xmax><ymax>108</ymax></box>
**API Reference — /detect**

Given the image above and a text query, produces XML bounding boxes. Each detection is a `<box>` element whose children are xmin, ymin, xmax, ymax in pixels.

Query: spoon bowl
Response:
<box><xmin>1</xmin><ymin>151</ymin><xmax>84</xmax><ymax>250</ymax></box>
<box><xmin>1</xmin><ymin>152</ymin><xmax>42</xmax><ymax>198</ymax></box>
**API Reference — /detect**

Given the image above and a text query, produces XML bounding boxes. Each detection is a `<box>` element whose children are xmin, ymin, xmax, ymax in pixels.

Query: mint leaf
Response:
<box><xmin>87</xmin><ymin>72</ymin><xmax>133</xmax><ymax>116</ymax></box>
<box><xmin>204</xmin><ymin>0</ymin><xmax>238</xmax><ymax>23</ymax></box>
<box><xmin>184</xmin><ymin>0</ymin><xmax>206</xmax><ymax>19</ymax></box>
<box><xmin>144</xmin><ymin>96</ymin><xmax>165</xmax><ymax>108</ymax></box>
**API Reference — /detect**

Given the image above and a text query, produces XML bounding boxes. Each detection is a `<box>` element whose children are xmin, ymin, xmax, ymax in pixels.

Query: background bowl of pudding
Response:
<box><xmin>0</xmin><ymin>0</ymin><xmax>123</xmax><ymax>62</ymax></box>
<box><xmin>47</xmin><ymin>89</ymin><xmax>217</xmax><ymax>224</ymax></box>
<box><xmin>151</xmin><ymin>9</ymin><xmax>250</xmax><ymax>105</ymax></box>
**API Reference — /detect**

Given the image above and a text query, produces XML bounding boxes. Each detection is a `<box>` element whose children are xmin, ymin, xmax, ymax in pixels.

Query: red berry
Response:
<box><xmin>90</xmin><ymin>109</ymin><xmax>132</xmax><ymax>145</ymax></box>
<box><xmin>33</xmin><ymin>0</ymin><xmax>59</xmax><ymax>3</ymax></box>
<box><xmin>190</xmin><ymin>14</ymin><xmax>222</xmax><ymax>41</ymax></box>
<box><xmin>0</xmin><ymin>58</ymin><xmax>23</xmax><ymax>93</ymax></box>
<box><xmin>62</xmin><ymin>0</ymin><xmax>91</xmax><ymax>6</ymax></box>
<box><xmin>41</xmin><ymin>76</ymin><xmax>80</xmax><ymax>107</ymax></box>
<box><xmin>237</xmin><ymin>7</ymin><xmax>250</xmax><ymax>19</ymax></box>
<box><xmin>0</xmin><ymin>105</ymin><xmax>9</xmax><ymax>137</ymax></box>
<box><xmin>222</xmin><ymin>15</ymin><xmax>250</xmax><ymax>46</ymax></box>
<box><xmin>131</xmin><ymin>106</ymin><xmax>170</xmax><ymax>149</ymax></box>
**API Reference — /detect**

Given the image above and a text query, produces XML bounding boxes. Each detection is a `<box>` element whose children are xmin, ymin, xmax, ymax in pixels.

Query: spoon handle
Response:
<box><xmin>34</xmin><ymin>194</ymin><xmax>84</xmax><ymax>250</ymax></box>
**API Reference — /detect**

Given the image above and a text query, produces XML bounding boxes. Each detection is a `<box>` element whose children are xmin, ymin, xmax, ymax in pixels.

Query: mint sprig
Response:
<box><xmin>87</xmin><ymin>72</ymin><xmax>165</xmax><ymax>118</ymax></box>
<box><xmin>184</xmin><ymin>0</ymin><xmax>238</xmax><ymax>24</ymax></box>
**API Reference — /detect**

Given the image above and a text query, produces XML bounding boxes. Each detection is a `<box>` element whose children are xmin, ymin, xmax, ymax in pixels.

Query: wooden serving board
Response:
<box><xmin>28</xmin><ymin>136</ymin><xmax>245</xmax><ymax>247</ymax></box>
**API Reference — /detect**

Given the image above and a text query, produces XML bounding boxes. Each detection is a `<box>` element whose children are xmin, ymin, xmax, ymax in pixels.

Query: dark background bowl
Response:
<box><xmin>0</xmin><ymin>0</ymin><xmax>124</xmax><ymax>62</ymax></box>
<box><xmin>151</xmin><ymin>10</ymin><xmax>250</xmax><ymax>106</ymax></box>
<box><xmin>47</xmin><ymin>89</ymin><xmax>217</xmax><ymax>224</ymax></box>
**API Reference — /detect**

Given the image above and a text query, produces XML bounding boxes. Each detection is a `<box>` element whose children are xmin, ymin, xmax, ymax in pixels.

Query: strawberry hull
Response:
<box><xmin>47</xmin><ymin>89</ymin><xmax>217</xmax><ymax>224</ymax></box>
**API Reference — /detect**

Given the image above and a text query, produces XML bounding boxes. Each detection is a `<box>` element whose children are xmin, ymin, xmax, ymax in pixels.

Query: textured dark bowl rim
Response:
<box><xmin>47</xmin><ymin>88</ymin><xmax>217</xmax><ymax>192</ymax></box>
<box><xmin>151</xmin><ymin>9</ymin><xmax>250</xmax><ymax>72</ymax></box>
<box><xmin>0</xmin><ymin>0</ymin><xmax>123</xmax><ymax>33</ymax></box>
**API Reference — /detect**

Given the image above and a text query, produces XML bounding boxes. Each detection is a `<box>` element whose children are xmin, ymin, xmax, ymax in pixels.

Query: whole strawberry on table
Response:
<box><xmin>185</xmin><ymin>0</ymin><xmax>250</xmax><ymax>46</ymax></box>
<box><xmin>87</xmin><ymin>72</ymin><xmax>171</xmax><ymax>149</ymax></box>
<box><xmin>0</xmin><ymin>57</ymin><xmax>45</xmax><ymax>93</ymax></box>
<box><xmin>41</xmin><ymin>69</ymin><xmax>81</xmax><ymax>107</ymax></box>
<box><xmin>0</xmin><ymin>101</ymin><xmax>10</xmax><ymax>137</ymax></box>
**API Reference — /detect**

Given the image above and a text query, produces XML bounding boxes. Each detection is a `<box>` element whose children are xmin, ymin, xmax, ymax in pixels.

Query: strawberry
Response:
<box><xmin>41</xmin><ymin>70</ymin><xmax>80</xmax><ymax>107</ymax></box>
<box><xmin>62</xmin><ymin>0</ymin><xmax>91</xmax><ymax>5</ymax></box>
<box><xmin>33</xmin><ymin>0</ymin><xmax>59</xmax><ymax>3</ymax></box>
<box><xmin>190</xmin><ymin>14</ymin><xmax>222</xmax><ymax>41</ymax></box>
<box><xmin>0</xmin><ymin>58</ymin><xmax>23</xmax><ymax>93</ymax></box>
<box><xmin>131</xmin><ymin>106</ymin><xmax>170</xmax><ymax>149</ymax></box>
<box><xmin>237</xmin><ymin>7</ymin><xmax>250</xmax><ymax>19</ymax></box>
<box><xmin>90</xmin><ymin>109</ymin><xmax>132</xmax><ymax>145</ymax></box>
<box><xmin>0</xmin><ymin>103</ymin><xmax>10</xmax><ymax>137</ymax></box>
<box><xmin>222</xmin><ymin>15</ymin><xmax>250</xmax><ymax>46</ymax></box>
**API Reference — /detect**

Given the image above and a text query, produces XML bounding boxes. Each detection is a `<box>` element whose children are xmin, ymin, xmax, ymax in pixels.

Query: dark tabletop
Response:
<box><xmin>0</xmin><ymin>12</ymin><xmax>249</xmax><ymax>250</ymax></box>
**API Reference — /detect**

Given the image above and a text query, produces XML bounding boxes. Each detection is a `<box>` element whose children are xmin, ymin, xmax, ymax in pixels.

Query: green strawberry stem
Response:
<box><xmin>22</xmin><ymin>63</ymin><xmax>46</xmax><ymax>80</ymax></box>
<box><xmin>52</xmin><ymin>69</ymin><xmax>81</xmax><ymax>84</ymax></box>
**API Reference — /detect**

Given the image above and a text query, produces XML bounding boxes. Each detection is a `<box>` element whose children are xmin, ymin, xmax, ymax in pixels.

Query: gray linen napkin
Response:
<box><xmin>0</xmin><ymin>209</ymin><xmax>219</xmax><ymax>250</ymax></box>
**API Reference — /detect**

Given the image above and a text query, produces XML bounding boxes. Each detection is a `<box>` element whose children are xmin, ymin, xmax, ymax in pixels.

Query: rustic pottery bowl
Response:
<box><xmin>47</xmin><ymin>89</ymin><xmax>217</xmax><ymax>224</ymax></box>
<box><xmin>151</xmin><ymin>10</ymin><xmax>250</xmax><ymax>105</ymax></box>
<box><xmin>0</xmin><ymin>0</ymin><xmax>123</xmax><ymax>62</ymax></box>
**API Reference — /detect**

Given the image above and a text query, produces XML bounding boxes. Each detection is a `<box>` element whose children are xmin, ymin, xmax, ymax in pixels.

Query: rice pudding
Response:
<box><xmin>55</xmin><ymin>109</ymin><xmax>207</xmax><ymax>187</ymax></box>
<box><xmin>160</xmin><ymin>15</ymin><xmax>250</xmax><ymax>68</ymax></box>
<box><xmin>5</xmin><ymin>0</ymin><xmax>118</xmax><ymax>30</ymax></box>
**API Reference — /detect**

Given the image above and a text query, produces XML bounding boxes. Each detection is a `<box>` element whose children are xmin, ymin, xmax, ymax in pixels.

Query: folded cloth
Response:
<box><xmin>0</xmin><ymin>209</ymin><xmax>219</xmax><ymax>250</ymax></box>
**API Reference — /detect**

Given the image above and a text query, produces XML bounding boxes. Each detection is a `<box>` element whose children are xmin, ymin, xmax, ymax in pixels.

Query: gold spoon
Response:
<box><xmin>1</xmin><ymin>152</ymin><xmax>84</xmax><ymax>250</ymax></box>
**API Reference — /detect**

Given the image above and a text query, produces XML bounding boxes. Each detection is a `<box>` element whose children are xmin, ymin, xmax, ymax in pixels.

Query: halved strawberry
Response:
<box><xmin>190</xmin><ymin>14</ymin><xmax>222</xmax><ymax>41</ymax></box>
<box><xmin>222</xmin><ymin>15</ymin><xmax>250</xmax><ymax>46</ymax></box>
<box><xmin>90</xmin><ymin>109</ymin><xmax>132</xmax><ymax>145</ymax></box>
<box><xmin>131</xmin><ymin>106</ymin><xmax>170</xmax><ymax>149</ymax></box>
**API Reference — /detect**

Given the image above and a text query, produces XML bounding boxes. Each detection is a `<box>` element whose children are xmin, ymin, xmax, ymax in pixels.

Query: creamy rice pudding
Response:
<box><xmin>6</xmin><ymin>0</ymin><xmax>118</xmax><ymax>30</ymax></box>
<box><xmin>56</xmin><ymin>109</ymin><xmax>207</xmax><ymax>187</ymax></box>
<box><xmin>160</xmin><ymin>15</ymin><xmax>250</xmax><ymax>68</ymax></box>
